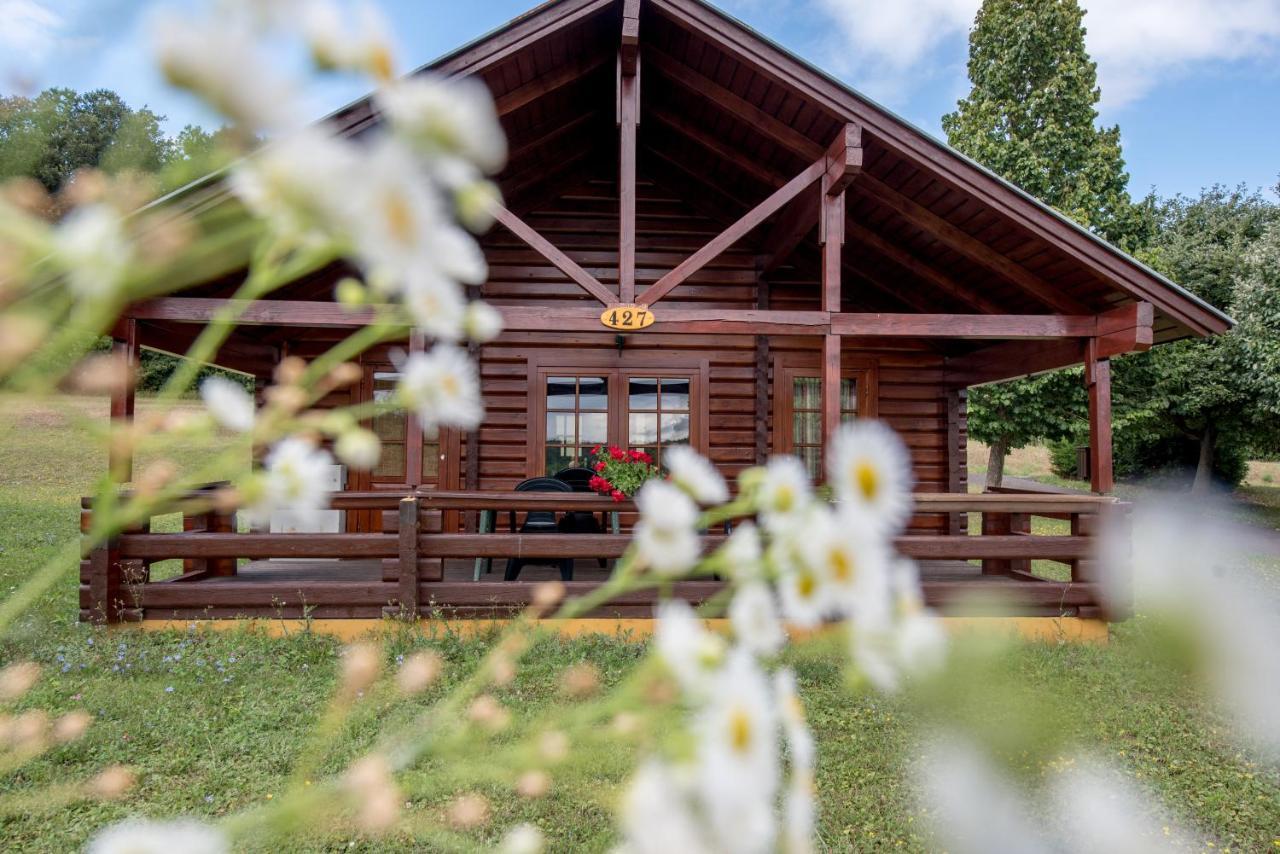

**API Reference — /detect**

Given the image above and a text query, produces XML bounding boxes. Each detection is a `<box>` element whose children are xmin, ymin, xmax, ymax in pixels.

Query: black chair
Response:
<box><xmin>554</xmin><ymin>467</ymin><xmax>609</xmax><ymax>569</ymax></box>
<box><xmin>503</xmin><ymin>477</ymin><xmax>575</xmax><ymax>582</ymax></box>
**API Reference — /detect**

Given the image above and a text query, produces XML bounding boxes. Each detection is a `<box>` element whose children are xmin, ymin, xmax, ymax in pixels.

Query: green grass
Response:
<box><xmin>0</xmin><ymin>398</ymin><xmax>1278</xmax><ymax>851</ymax></box>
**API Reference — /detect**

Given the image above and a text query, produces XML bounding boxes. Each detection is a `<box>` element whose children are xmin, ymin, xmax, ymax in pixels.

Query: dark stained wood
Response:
<box><xmin>821</xmin><ymin>334</ymin><xmax>841</xmax><ymax>452</ymax></box>
<box><xmin>620</xmin><ymin>0</ymin><xmax>641</xmax><ymax>75</ymax></box>
<box><xmin>758</xmin><ymin>187</ymin><xmax>818</xmax><ymax>274</ymax></box>
<box><xmin>945</xmin><ymin>388</ymin><xmax>965</xmax><ymax>535</ymax></box>
<box><xmin>831</xmin><ymin>313</ymin><xmax>1097</xmax><ymax>338</ymax></box>
<box><xmin>489</xmin><ymin>203</ymin><xmax>617</xmax><ymax>305</ymax></box>
<box><xmin>823</xmin><ymin>123</ymin><xmax>862</xmax><ymax>197</ymax></box>
<box><xmin>495</xmin><ymin>52</ymin><xmax>611</xmax><ymax>116</ymax></box>
<box><xmin>944</xmin><ymin>338</ymin><xmax>1086</xmax><ymax>387</ymax></box>
<box><xmin>109</xmin><ymin>318</ymin><xmax>138</xmax><ymax>483</ymax></box>
<box><xmin>617</xmin><ymin>51</ymin><xmax>639</xmax><ymax>303</ymax></box>
<box><xmin>1086</xmin><ymin>338</ymin><xmax>1114</xmax><ymax>494</ymax></box>
<box><xmin>118</xmin><ymin>533</ymin><xmax>399</xmax><ymax>560</ymax></box>
<box><xmin>396</xmin><ymin>497</ymin><xmax>421</xmax><ymax>617</ymax></box>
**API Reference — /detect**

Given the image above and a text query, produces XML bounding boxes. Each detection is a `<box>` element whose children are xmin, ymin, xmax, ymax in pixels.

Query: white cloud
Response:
<box><xmin>811</xmin><ymin>0</ymin><xmax>1280</xmax><ymax>108</ymax></box>
<box><xmin>0</xmin><ymin>0</ymin><xmax>64</xmax><ymax>60</ymax></box>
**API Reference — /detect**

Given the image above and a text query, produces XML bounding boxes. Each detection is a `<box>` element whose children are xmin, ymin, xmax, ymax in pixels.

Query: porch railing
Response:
<box><xmin>81</xmin><ymin>489</ymin><xmax>1128</xmax><ymax>623</ymax></box>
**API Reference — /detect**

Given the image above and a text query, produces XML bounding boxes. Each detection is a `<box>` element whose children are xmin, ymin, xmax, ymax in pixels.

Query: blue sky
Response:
<box><xmin>2</xmin><ymin>0</ymin><xmax>1278</xmax><ymax>200</ymax></box>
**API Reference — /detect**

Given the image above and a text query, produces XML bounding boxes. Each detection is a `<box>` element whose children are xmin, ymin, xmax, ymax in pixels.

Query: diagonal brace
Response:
<box><xmin>489</xmin><ymin>202</ymin><xmax>616</xmax><ymax>306</ymax></box>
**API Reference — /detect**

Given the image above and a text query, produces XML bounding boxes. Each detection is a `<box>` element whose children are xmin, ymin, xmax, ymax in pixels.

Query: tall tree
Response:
<box><xmin>941</xmin><ymin>0</ymin><xmax>1147</xmax><ymax>488</ymax></box>
<box><xmin>1114</xmin><ymin>187</ymin><xmax>1280</xmax><ymax>491</ymax></box>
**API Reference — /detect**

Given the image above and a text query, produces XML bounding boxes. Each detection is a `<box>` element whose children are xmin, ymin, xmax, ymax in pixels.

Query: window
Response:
<box><xmin>627</xmin><ymin>376</ymin><xmax>691</xmax><ymax>468</ymax></box>
<box><xmin>774</xmin><ymin>357</ymin><xmax>878</xmax><ymax>481</ymax></box>
<box><xmin>369</xmin><ymin>370</ymin><xmax>440</xmax><ymax>485</ymax></box>
<box><xmin>544</xmin><ymin>375</ymin><xmax>610</xmax><ymax>473</ymax></box>
<box><xmin>531</xmin><ymin>361</ymin><xmax>705</xmax><ymax>477</ymax></box>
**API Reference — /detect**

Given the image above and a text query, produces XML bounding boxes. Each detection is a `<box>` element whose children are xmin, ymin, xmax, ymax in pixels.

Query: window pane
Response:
<box><xmin>629</xmin><ymin>412</ymin><xmax>658</xmax><ymax>445</ymax></box>
<box><xmin>422</xmin><ymin>441</ymin><xmax>439</xmax><ymax>479</ymax></box>
<box><xmin>580</xmin><ymin>412</ymin><xmax>608</xmax><ymax>444</ymax></box>
<box><xmin>798</xmin><ymin>445</ymin><xmax>821</xmax><ymax>481</ymax></box>
<box><xmin>546</xmin><ymin>412</ymin><xmax>576</xmax><ymax>445</ymax></box>
<box><xmin>660</xmin><ymin>413</ymin><xmax>690</xmax><ymax>443</ymax></box>
<box><xmin>373</xmin><ymin>442</ymin><xmax>405</xmax><ymax>478</ymax></box>
<box><xmin>793</xmin><ymin>377</ymin><xmax>820</xmax><ymax>409</ymax></box>
<box><xmin>547</xmin><ymin>377</ymin><xmax>577</xmax><ymax>410</ymax></box>
<box><xmin>660</xmin><ymin>377</ymin><xmax>690</xmax><ymax>410</ymax></box>
<box><xmin>628</xmin><ymin>377</ymin><xmax>658</xmax><ymax>410</ymax></box>
<box><xmin>841</xmin><ymin>378</ymin><xmax>857</xmax><ymax>414</ymax></box>
<box><xmin>579</xmin><ymin>376</ymin><xmax>609</xmax><ymax>410</ymax></box>
<box><xmin>372</xmin><ymin>371</ymin><xmax>399</xmax><ymax>403</ymax></box>
<box><xmin>372</xmin><ymin>410</ymin><xmax>406</xmax><ymax>442</ymax></box>
<box><xmin>793</xmin><ymin>412</ymin><xmax>820</xmax><ymax>445</ymax></box>
<box><xmin>545</xmin><ymin>446</ymin><xmax>576</xmax><ymax>475</ymax></box>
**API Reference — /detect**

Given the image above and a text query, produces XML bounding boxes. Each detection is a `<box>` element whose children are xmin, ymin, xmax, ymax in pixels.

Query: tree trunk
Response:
<box><xmin>1192</xmin><ymin>425</ymin><xmax>1216</xmax><ymax>493</ymax></box>
<box><xmin>985</xmin><ymin>435</ymin><xmax>1010</xmax><ymax>490</ymax></box>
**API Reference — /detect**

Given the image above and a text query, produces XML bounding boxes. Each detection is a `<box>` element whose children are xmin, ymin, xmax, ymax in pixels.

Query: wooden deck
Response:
<box><xmin>81</xmin><ymin>490</ymin><xmax>1129</xmax><ymax>623</ymax></box>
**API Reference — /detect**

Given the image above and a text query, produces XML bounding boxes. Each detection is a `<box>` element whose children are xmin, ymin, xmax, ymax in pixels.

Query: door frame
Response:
<box><xmin>771</xmin><ymin>352</ymin><xmax>879</xmax><ymax>456</ymax></box>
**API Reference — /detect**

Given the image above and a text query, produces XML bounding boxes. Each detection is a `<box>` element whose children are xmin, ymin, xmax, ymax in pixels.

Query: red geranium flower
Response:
<box><xmin>609</xmin><ymin>446</ymin><xmax>626</xmax><ymax>461</ymax></box>
<box><xmin>610</xmin><ymin>489</ymin><xmax>625</xmax><ymax>502</ymax></box>
<box><xmin>589</xmin><ymin>475</ymin><xmax>611</xmax><ymax>493</ymax></box>
<box><xmin>594</xmin><ymin>461</ymin><xmax>606</xmax><ymax>472</ymax></box>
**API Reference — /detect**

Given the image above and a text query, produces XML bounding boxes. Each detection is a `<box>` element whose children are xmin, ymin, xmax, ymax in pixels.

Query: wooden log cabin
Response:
<box><xmin>84</xmin><ymin>0</ymin><xmax>1230</xmax><ymax>626</ymax></box>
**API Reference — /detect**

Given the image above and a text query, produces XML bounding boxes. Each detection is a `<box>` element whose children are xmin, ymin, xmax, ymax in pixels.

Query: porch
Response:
<box><xmin>82</xmin><ymin>489</ymin><xmax>1128</xmax><ymax>623</ymax></box>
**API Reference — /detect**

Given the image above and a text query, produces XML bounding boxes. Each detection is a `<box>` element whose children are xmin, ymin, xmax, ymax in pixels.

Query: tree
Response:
<box><xmin>941</xmin><ymin>0</ymin><xmax>1148</xmax><ymax>487</ymax></box>
<box><xmin>1112</xmin><ymin>187</ymin><xmax>1280</xmax><ymax>491</ymax></box>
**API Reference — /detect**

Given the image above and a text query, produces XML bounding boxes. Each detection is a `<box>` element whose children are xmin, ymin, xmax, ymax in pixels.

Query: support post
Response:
<box><xmin>405</xmin><ymin>330</ymin><xmax>426</xmax><ymax>487</ymax></box>
<box><xmin>754</xmin><ymin>270</ymin><xmax>770</xmax><ymax>465</ymax></box>
<box><xmin>207</xmin><ymin>509</ymin><xmax>238</xmax><ymax>576</ymax></box>
<box><xmin>396</xmin><ymin>496</ymin><xmax>421</xmax><ymax>619</ymax></box>
<box><xmin>819</xmin><ymin>163</ymin><xmax>845</xmax><ymax>453</ymax></box>
<box><xmin>88</xmin><ymin>539</ymin><xmax>123</xmax><ymax>624</ymax></box>
<box><xmin>1085</xmin><ymin>339</ymin><xmax>1114</xmax><ymax>494</ymax></box>
<box><xmin>108</xmin><ymin>318</ymin><xmax>138</xmax><ymax>483</ymax></box>
<box><xmin>945</xmin><ymin>388</ymin><xmax>966</xmax><ymax>534</ymax></box>
<box><xmin>617</xmin><ymin>2</ymin><xmax>640</xmax><ymax>303</ymax></box>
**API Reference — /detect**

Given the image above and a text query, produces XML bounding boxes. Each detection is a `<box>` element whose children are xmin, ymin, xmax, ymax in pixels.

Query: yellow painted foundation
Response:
<box><xmin>127</xmin><ymin>616</ymin><xmax>1108</xmax><ymax>644</ymax></box>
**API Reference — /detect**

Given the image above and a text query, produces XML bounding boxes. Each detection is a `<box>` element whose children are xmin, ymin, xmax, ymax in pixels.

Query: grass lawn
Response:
<box><xmin>0</xmin><ymin>397</ymin><xmax>1277</xmax><ymax>851</ymax></box>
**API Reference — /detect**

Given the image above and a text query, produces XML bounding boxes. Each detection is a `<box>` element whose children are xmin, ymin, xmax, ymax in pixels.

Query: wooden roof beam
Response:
<box><xmin>488</xmin><ymin>202</ymin><xmax>617</xmax><ymax>305</ymax></box>
<box><xmin>758</xmin><ymin>189</ymin><xmax>817</xmax><ymax>274</ymax></box>
<box><xmin>620</xmin><ymin>0</ymin><xmax>641</xmax><ymax>76</ymax></box>
<box><xmin>617</xmin><ymin>0</ymin><xmax>641</xmax><ymax>303</ymax></box>
<box><xmin>854</xmin><ymin>174</ymin><xmax>1091</xmax><ymax>315</ymax></box>
<box><xmin>494</xmin><ymin>51</ymin><xmax>611</xmax><ymax>116</ymax></box>
<box><xmin>824</xmin><ymin>123</ymin><xmax>862</xmax><ymax>197</ymax></box>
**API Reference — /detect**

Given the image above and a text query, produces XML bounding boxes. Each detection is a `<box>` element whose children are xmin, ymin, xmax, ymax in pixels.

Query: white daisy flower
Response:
<box><xmin>720</xmin><ymin>521</ymin><xmax>763</xmax><ymax>579</ymax></box>
<box><xmin>303</xmin><ymin>1</ymin><xmax>397</xmax><ymax>80</ymax></box>
<box><xmin>462</xmin><ymin>300</ymin><xmax>503</xmax><ymax>343</ymax></box>
<box><xmin>729</xmin><ymin>582</ymin><xmax>785</xmax><ymax>657</ymax></box>
<box><xmin>244</xmin><ymin>437</ymin><xmax>336</xmax><ymax>529</ymax></box>
<box><xmin>335</xmin><ymin>428</ymin><xmax>382</xmax><ymax>470</ymax></box>
<box><xmin>633</xmin><ymin>480</ymin><xmax>702</xmax><ymax>576</ymax></box>
<box><xmin>756</xmin><ymin>456</ymin><xmax>812</xmax><ymax>534</ymax></box>
<box><xmin>653</xmin><ymin>600</ymin><xmax>725</xmax><ymax>696</ymax></box>
<box><xmin>776</xmin><ymin>559</ymin><xmax>826</xmax><ymax>629</ymax></box>
<box><xmin>229</xmin><ymin>127</ymin><xmax>359</xmax><ymax>246</ymax></box>
<box><xmin>377</xmin><ymin>75</ymin><xmax>508</xmax><ymax>174</ymax></box>
<box><xmin>774</xmin><ymin>668</ymin><xmax>814</xmax><ymax>775</ymax></box>
<box><xmin>665</xmin><ymin>445</ymin><xmax>728</xmax><ymax>505</ymax></box>
<box><xmin>350</xmin><ymin>139</ymin><xmax>451</xmax><ymax>284</ymax></box>
<box><xmin>695</xmin><ymin>649</ymin><xmax>780</xmax><ymax>853</ymax></box>
<box><xmin>797</xmin><ymin>509</ymin><xmax>892</xmax><ymax>620</ymax></box>
<box><xmin>619</xmin><ymin>760</ymin><xmax>712</xmax><ymax>854</ymax></box>
<box><xmin>828</xmin><ymin>419</ymin><xmax>913</xmax><ymax>534</ymax></box>
<box><xmin>397</xmin><ymin>345</ymin><xmax>483</xmax><ymax>433</ymax></box>
<box><xmin>88</xmin><ymin>819</ymin><xmax>229</xmax><ymax>854</ymax></box>
<box><xmin>889</xmin><ymin>559</ymin><xmax>947</xmax><ymax>676</ymax></box>
<box><xmin>402</xmin><ymin>268</ymin><xmax>467</xmax><ymax>342</ymax></box>
<box><xmin>499</xmin><ymin>822</ymin><xmax>545</xmax><ymax>854</ymax></box>
<box><xmin>53</xmin><ymin>204</ymin><xmax>134</xmax><ymax>299</ymax></box>
<box><xmin>423</xmin><ymin>219</ymin><xmax>489</xmax><ymax>286</ymax></box>
<box><xmin>154</xmin><ymin>13</ymin><xmax>300</xmax><ymax>132</ymax></box>
<box><xmin>200</xmin><ymin>376</ymin><xmax>255</xmax><ymax>433</ymax></box>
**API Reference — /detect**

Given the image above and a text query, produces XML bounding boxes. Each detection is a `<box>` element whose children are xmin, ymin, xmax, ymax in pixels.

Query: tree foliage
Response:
<box><xmin>942</xmin><ymin>0</ymin><xmax>1149</xmax><ymax>486</ymax></box>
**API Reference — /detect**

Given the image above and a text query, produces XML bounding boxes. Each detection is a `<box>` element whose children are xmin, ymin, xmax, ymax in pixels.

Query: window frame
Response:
<box><xmin>771</xmin><ymin>353</ymin><xmax>879</xmax><ymax>464</ymax></box>
<box><xmin>527</xmin><ymin>351</ymin><xmax>709</xmax><ymax>478</ymax></box>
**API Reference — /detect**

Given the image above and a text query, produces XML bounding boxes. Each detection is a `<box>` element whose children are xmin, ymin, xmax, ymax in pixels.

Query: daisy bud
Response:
<box><xmin>611</xmin><ymin>712</ymin><xmax>641</xmax><ymax>737</ymax></box>
<box><xmin>340</xmin><ymin>642</ymin><xmax>381</xmax><ymax>696</ymax></box>
<box><xmin>454</xmin><ymin>180</ymin><xmax>500</xmax><ymax>232</ymax></box>
<box><xmin>135</xmin><ymin>460</ymin><xmax>178</xmax><ymax>497</ymax></box>
<box><xmin>490</xmin><ymin>653</ymin><xmax>515</xmax><ymax>687</ymax></box>
<box><xmin>2</xmin><ymin>176</ymin><xmax>51</xmax><ymax>214</ymax></box>
<box><xmin>53</xmin><ymin>710</ymin><xmax>92</xmax><ymax>744</ymax></box>
<box><xmin>531</xmin><ymin>581</ymin><xmax>565</xmax><ymax>609</ymax></box>
<box><xmin>211</xmin><ymin>486</ymin><xmax>242</xmax><ymax>513</ymax></box>
<box><xmin>538</xmin><ymin>730</ymin><xmax>570</xmax><ymax>763</ymax></box>
<box><xmin>560</xmin><ymin>663</ymin><xmax>599</xmax><ymax>698</ymax></box>
<box><xmin>395</xmin><ymin>651</ymin><xmax>442</xmax><ymax>695</ymax></box>
<box><xmin>335</xmin><ymin>277</ymin><xmax>368</xmax><ymax>307</ymax></box>
<box><xmin>462</xmin><ymin>301</ymin><xmax>503</xmax><ymax>344</ymax></box>
<box><xmin>12</xmin><ymin>709</ymin><xmax>48</xmax><ymax>750</ymax></box>
<box><xmin>328</xmin><ymin>361</ymin><xmax>363</xmax><ymax>388</ymax></box>
<box><xmin>515</xmin><ymin>770</ymin><xmax>551</xmax><ymax>799</ymax></box>
<box><xmin>500</xmin><ymin>823</ymin><xmax>545</xmax><ymax>854</ymax></box>
<box><xmin>69</xmin><ymin>352</ymin><xmax>131</xmax><ymax>395</ymax></box>
<box><xmin>0</xmin><ymin>315</ymin><xmax>46</xmax><ymax>373</ymax></box>
<box><xmin>63</xmin><ymin>168</ymin><xmax>108</xmax><ymax>207</ymax></box>
<box><xmin>265</xmin><ymin>384</ymin><xmax>307</xmax><ymax>414</ymax></box>
<box><xmin>447</xmin><ymin>793</ymin><xmax>490</xmax><ymax>829</ymax></box>
<box><xmin>274</xmin><ymin>356</ymin><xmax>306</xmax><ymax>386</ymax></box>
<box><xmin>335</xmin><ymin>428</ymin><xmax>381</xmax><ymax>470</ymax></box>
<box><xmin>467</xmin><ymin>694</ymin><xmax>510</xmax><ymax>730</ymax></box>
<box><xmin>88</xmin><ymin>765</ymin><xmax>136</xmax><ymax>799</ymax></box>
<box><xmin>344</xmin><ymin>754</ymin><xmax>400</xmax><ymax>833</ymax></box>
<box><xmin>0</xmin><ymin>661</ymin><xmax>40</xmax><ymax>701</ymax></box>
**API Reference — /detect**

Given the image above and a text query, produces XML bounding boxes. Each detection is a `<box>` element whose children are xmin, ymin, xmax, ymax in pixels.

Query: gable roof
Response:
<box><xmin>317</xmin><ymin>0</ymin><xmax>1230</xmax><ymax>341</ymax></box>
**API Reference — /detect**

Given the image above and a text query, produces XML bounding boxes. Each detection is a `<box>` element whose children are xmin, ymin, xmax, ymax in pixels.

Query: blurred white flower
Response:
<box><xmin>757</xmin><ymin>456</ymin><xmax>811</xmax><ymax>534</ymax></box>
<box><xmin>335</xmin><ymin>428</ymin><xmax>381</xmax><ymax>470</ymax></box>
<box><xmin>729</xmin><ymin>582</ymin><xmax>785</xmax><ymax>656</ymax></box>
<box><xmin>154</xmin><ymin>13</ymin><xmax>300</xmax><ymax>132</ymax></box>
<box><xmin>619</xmin><ymin>760</ymin><xmax>712</xmax><ymax>854</ymax></box>
<box><xmin>774</xmin><ymin>668</ymin><xmax>814</xmax><ymax>774</ymax></box>
<box><xmin>304</xmin><ymin>1</ymin><xmax>397</xmax><ymax>80</ymax></box>
<box><xmin>377</xmin><ymin>75</ymin><xmax>508</xmax><ymax>174</ymax></box>
<box><xmin>200</xmin><ymin>376</ymin><xmax>255</xmax><ymax>432</ymax></box>
<box><xmin>797</xmin><ymin>509</ymin><xmax>891</xmax><ymax>619</ymax></box>
<box><xmin>1049</xmin><ymin>759</ymin><xmax>1193</xmax><ymax>853</ymax></box>
<box><xmin>634</xmin><ymin>480</ymin><xmax>702</xmax><ymax>576</ymax></box>
<box><xmin>654</xmin><ymin>600</ymin><xmax>725</xmax><ymax>696</ymax></box>
<box><xmin>230</xmin><ymin>128</ymin><xmax>359</xmax><ymax>246</ymax></box>
<box><xmin>398</xmin><ymin>345</ymin><xmax>483</xmax><ymax>432</ymax></box>
<box><xmin>499</xmin><ymin>823</ymin><xmax>546</xmax><ymax>854</ymax></box>
<box><xmin>462</xmin><ymin>300</ymin><xmax>503</xmax><ymax>343</ymax></box>
<box><xmin>402</xmin><ymin>268</ymin><xmax>467</xmax><ymax>341</ymax></box>
<box><xmin>88</xmin><ymin>819</ymin><xmax>229</xmax><ymax>854</ymax></box>
<box><xmin>720</xmin><ymin>521</ymin><xmax>763</xmax><ymax>579</ymax></box>
<box><xmin>694</xmin><ymin>649</ymin><xmax>780</xmax><ymax>853</ymax></box>
<box><xmin>776</xmin><ymin>557</ymin><xmax>826</xmax><ymax>630</ymax></box>
<box><xmin>666</xmin><ymin>445</ymin><xmax>729</xmax><ymax>506</ymax></box>
<box><xmin>350</xmin><ymin>139</ymin><xmax>450</xmax><ymax>283</ymax></box>
<box><xmin>54</xmin><ymin>204</ymin><xmax>134</xmax><ymax>299</ymax></box>
<box><xmin>244</xmin><ymin>437</ymin><xmax>336</xmax><ymax>528</ymax></box>
<box><xmin>889</xmin><ymin>559</ymin><xmax>946</xmax><ymax>676</ymax></box>
<box><xmin>827</xmin><ymin>420</ymin><xmax>912</xmax><ymax>533</ymax></box>
<box><xmin>919</xmin><ymin>739</ymin><xmax>1050</xmax><ymax>854</ymax></box>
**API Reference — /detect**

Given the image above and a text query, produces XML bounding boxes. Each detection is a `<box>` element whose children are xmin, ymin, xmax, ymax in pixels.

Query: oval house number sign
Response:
<box><xmin>600</xmin><ymin>304</ymin><xmax>656</xmax><ymax>331</ymax></box>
